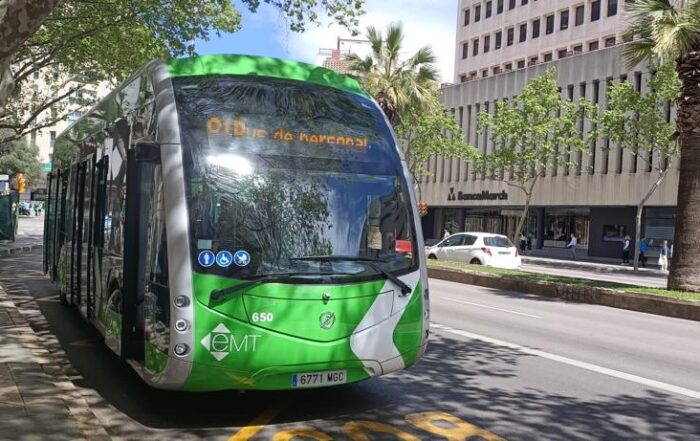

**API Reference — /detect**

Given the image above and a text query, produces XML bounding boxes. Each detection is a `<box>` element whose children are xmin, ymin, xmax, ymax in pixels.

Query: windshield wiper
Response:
<box><xmin>209</xmin><ymin>271</ymin><xmax>355</xmax><ymax>303</ymax></box>
<box><xmin>291</xmin><ymin>255</ymin><xmax>413</xmax><ymax>296</ymax></box>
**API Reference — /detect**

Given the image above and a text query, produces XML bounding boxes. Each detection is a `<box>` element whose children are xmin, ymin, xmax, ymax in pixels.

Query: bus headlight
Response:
<box><xmin>174</xmin><ymin>295</ymin><xmax>190</xmax><ymax>307</ymax></box>
<box><xmin>175</xmin><ymin>319</ymin><xmax>189</xmax><ymax>332</ymax></box>
<box><xmin>174</xmin><ymin>343</ymin><xmax>189</xmax><ymax>356</ymax></box>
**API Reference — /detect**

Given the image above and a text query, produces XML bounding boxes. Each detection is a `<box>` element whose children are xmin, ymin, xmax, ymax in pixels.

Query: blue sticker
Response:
<box><xmin>198</xmin><ymin>250</ymin><xmax>215</xmax><ymax>267</ymax></box>
<box><xmin>233</xmin><ymin>250</ymin><xmax>251</xmax><ymax>267</ymax></box>
<box><xmin>216</xmin><ymin>251</ymin><xmax>233</xmax><ymax>268</ymax></box>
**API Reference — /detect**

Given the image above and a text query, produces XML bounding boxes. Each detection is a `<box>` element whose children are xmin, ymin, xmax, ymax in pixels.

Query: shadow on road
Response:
<box><xmin>1</xmin><ymin>250</ymin><xmax>699</xmax><ymax>439</ymax></box>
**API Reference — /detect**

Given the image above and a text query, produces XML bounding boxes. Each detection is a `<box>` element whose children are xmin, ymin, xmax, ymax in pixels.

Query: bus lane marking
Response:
<box><xmin>442</xmin><ymin>297</ymin><xmax>541</xmax><ymax>319</ymax></box>
<box><xmin>229</xmin><ymin>404</ymin><xmax>287</xmax><ymax>441</ymax></box>
<box><xmin>433</xmin><ymin>324</ymin><xmax>700</xmax><ymax>401</ymax></box>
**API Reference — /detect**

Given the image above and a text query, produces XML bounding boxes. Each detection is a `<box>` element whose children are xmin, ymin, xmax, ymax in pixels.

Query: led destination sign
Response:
<box><xmin>206</xmin><ymin>116</ymin><xmax>369</xmax><ymax>151</ymax></box>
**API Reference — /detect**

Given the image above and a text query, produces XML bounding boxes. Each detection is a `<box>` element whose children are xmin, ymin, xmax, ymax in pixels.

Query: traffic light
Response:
<box><xmin>16</xmin><ymin>173</ymin><xmax>26</xmax><ymax>194</ymax></box>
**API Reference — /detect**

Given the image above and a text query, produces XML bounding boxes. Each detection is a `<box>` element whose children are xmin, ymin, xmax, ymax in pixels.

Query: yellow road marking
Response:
<box><xmin>229</xmin><ymin>403</ymin><xmax>286</xmax><ymax>441</ymax></box>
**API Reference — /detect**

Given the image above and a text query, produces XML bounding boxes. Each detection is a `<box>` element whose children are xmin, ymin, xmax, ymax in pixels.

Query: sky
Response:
<box><xmin>194</xmin><ymin>0</ymin><xmax>458</xmax><ymax>83</ymax></box>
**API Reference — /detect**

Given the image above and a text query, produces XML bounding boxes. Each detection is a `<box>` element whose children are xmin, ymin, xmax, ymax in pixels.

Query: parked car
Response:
<box><xmin>423</xmin><ymin>238</ymin><xmax>440</xmax><ymax>254</ymax></box>
<box><xmin>425</xmin><ymin>232</ymin><xmax>521</xmax><ymax>269</ymax></box>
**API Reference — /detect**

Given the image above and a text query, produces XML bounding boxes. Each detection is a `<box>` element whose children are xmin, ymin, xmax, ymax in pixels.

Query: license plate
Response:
<box><xmin>498</xmin><ymin>251</ymin><xmax>510</xmax><ymax>255</ymax></box>
<box><xmin>291</xmin><ymin>370</ymin><xmax>347</xmax><ymax>388</ymax></box>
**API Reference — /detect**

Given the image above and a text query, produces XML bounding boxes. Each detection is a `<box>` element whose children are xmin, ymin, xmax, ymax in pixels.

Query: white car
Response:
<box><xmin>426</xmin><ymin>232</ymin><xmax>522</xmax><ymax>269</ymax></box>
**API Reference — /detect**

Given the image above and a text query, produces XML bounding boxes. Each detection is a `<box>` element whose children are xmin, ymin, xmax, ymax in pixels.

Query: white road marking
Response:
<box><xmin>442</xmin><ymin>297</ymin><xmax>542</xmax><ymax>319</ymax></box>
<box><xmin>431</xmin><ymin>323</ymin><xmax>700</xmax><ymax>401</ymax></box>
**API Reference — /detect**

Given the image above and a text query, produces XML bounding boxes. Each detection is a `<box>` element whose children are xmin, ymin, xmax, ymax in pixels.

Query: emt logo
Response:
<box><xmin>200</xmin><ymin>323</ymin><xmax>261</xmax><ymax>361</ymax></box>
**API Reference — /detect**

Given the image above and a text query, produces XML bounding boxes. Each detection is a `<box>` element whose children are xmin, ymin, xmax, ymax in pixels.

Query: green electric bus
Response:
<box><xmin>43</xmin><ymin>54</ymin><xmax>429</xmax><ymax>391</ymax></box>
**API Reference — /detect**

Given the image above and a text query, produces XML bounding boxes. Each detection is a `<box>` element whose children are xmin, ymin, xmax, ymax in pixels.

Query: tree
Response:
<box><xmin>347</xmin><ymin>22</ymin><xmax>438</xmax><ymax>126</ymax></box>
<box><xmin>624</xmin><ymin>0</ymin><xmax>700</xmax><ymax>291</ymax></box>
<box><xmin>0</xmin><ymin>138</ymin><xmax>41</xmax><ymax>185</ymax></box>
<box><xmin>476</xmin><ymin>68</ymin><xmax>598</xmax><ymax>243</ymax></box>
<box><xmin>0</xmin><ymin>0</ymin><xmax>63</xmax><ymax>108</ymax></box>
<box><xmin>394</xmin><ymin>95</ymin><xmax>476</xmax><ymax>199</ymax></box>
<box><xmin>601</xmin><ymin>62</ymin><xmax>681</xmax><ymax>271</ymax></box>
<box><xmin>1</xmin><ymin>0</ymin><xmax>365</xmax><ymax>145</ymax></box>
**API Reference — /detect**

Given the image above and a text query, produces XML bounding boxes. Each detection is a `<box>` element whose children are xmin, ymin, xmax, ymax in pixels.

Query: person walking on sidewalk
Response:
<box><xmin>659</xmin><ymin>240</ymin><xmax>670</xmax><ymax>272</ymax></box>
<box><xmin>639</xmin><ymin>237</ymin><xmax>650</xmax><ymax>268</ymax></box>
<box><xmin>519</xmin><ymin>233</ymin><xmax>527</xmax><ymax>254</ymax></box>
<box><xmin>622</xmin><ymin>235</ymin><xmax>631</xmax><ymax>265</ymax></box>
<box><xmin>567</xmin><ymin>233</ymin><xmax>578</xmax><ymax>260</ymax></box>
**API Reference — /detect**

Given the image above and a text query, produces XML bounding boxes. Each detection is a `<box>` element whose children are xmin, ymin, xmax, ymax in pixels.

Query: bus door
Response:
<box><xmin>44</xmin><ymin>172</ymin><xmax>53</xmax><ymax>274</ymax></box>
<box><xmin>80</xmin><ymin>156</ymin><xmax>95</xmax><ymax>318</ymax></box>
<box><xmin>71</xmin><ymin>162</ymin><xmax>86</xmax><ymax>307</ymax></box>
<box><xmin>55</xmin><ymin>170</ymin><xmax>68</xmax><ymax>285</ymax></box>
<box><xmin>122</xmin><ymin>142</ymin><xmax>159</xmax><ymax>361</ymax></box>
<box><xmin>91</xmin><ymin>156</ymin><xmax>108</xmax><ymax>321</ymax></box>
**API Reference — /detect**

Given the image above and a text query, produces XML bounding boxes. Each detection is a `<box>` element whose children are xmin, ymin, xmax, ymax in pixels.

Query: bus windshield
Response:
<box><xmin>173</xmin><ymin>75</ymin><xmax>417</xmax><ymax>283</ymax></box>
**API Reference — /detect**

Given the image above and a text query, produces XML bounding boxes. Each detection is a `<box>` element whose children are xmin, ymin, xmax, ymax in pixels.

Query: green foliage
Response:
<box><xmin>348</xmin><ymin>22</ymin><xmax>439</xmax><ymax>125</ymax></box>
<box><xmin>52</xmin><ymin>136</ymin><xmax>80</xmax><ymax>169</ymax></box>
<box><xmin>0</xmin><ymin>139</ymin><xmax>41</xmax><ymax>184</ymax></box>
<box><xmin>602</xmin><ymin>61</ymin><xmax>681</xmax><ymax>168</ymax></box>
<box><xmin>395</xmin><ymin>96</ymin><xmax>476</xmax><ymax>186</ymax></box>
<box><xmin>623</xmin><ymin>0</ymin><xmax>700</xmax><ymax>67</ymax></box>
<box><xmin>477</xmin><ymin>68</ymin><xmax>597</xmax><ymax>192</ymax></box>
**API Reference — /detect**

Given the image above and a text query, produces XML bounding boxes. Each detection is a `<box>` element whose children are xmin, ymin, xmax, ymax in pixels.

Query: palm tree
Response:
<box><xmin>624</xmin><ymin>0</ymin><xmax>700</xmax><ymax>292</ymax></box>
<box><xmin>347</xmin><ymin>22</ymin><xmax>439</xmax><ymax>126</ymax></box>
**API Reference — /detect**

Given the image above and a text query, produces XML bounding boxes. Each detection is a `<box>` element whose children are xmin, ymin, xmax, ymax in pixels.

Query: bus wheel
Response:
<box><xmin>428</xmin><ymin>254</ymin><xmax>437</xmax><ymax>260</ymax></box>
<box><xmin>470</xmin><ymin>258</ymin><xmax>482</xmax><ymax>265</ymax></box>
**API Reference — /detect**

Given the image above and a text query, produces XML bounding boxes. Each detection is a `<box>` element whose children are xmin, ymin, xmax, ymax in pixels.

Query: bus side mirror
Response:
<box><xmin>134</xmin><ymin>141</ymin><xmax>160</xmax><ymax>163</ymax></box>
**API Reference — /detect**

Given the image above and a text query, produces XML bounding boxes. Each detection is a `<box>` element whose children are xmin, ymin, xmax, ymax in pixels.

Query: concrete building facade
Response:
<box><xmin>424</xmin><ymin>1</ymin><xmax>677</xmax><ymax>259</ymax></box>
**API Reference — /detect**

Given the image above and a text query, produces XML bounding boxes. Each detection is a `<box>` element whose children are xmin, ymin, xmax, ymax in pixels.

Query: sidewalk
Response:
<box><xmin>523</xmin><ymin>246</ymin><xmax>667</xmax><ymax>276</ymax></box>
<box><xmin>0</xmin><ymin>268</ymin><xmax>110</xmax><ymax>439</ymax></box>
<box><xmin>0</xmin><ymin>215</ymin><xmax>44</xmax><ymax>256</ymax></box>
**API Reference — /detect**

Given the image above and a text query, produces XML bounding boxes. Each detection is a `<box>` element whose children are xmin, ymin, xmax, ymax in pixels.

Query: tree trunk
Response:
<box><xmin>513</xmin><ymin>180</ymin><xmax>536</xmax><ymax>244</ymax></box>
<box><xmin>0</xmin><ymin>0</ymin><xmax>63</xmax><ymax>109</ymax></box>
<box><xmin>669</xmin><ymin>52</ymin><xmax>700</xmax><ymax>292</ymax></box>
<box><xmin>633</xmin><ymin>166</ymin><xmax>671</xmax><ymax>271</ymax></box>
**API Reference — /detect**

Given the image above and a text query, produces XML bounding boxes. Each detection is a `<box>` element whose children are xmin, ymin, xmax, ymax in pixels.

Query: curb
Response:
<box><xmin>0</xmin><ymin>243</ymin><xmax>43</xmax><ymax>256</ymax></box>
<box><xmin>429</xmin><ymin>266</ymin><xmax>700</xmax><ymax>322</ymax></box>
<box><xmin>521</xmin><ymin>257</ymin><xmax>666</xmax><ymax>276</ymax></box>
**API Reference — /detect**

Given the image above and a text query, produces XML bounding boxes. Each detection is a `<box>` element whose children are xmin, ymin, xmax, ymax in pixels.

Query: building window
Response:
<box><xmin>462</xmin><ymin>42</ymin><xmax>469</xmax><ymax>59</ymax></box>
<box><xmin>546</xmin><ymin>14</ymin><xmax>555</xmax><ymax>34</ymax></box>
<box><xmin>482</xmin><ymin>69</ymin><xmax>489</xmax><ymax>78</ymax></box>
<box><xmin>573</xmin><ymin>44</ymin><xmax>583</xmax><ymax>54</ymax></box>
<box><xmin>589</xmin><ymin>40</ymin><xmax>600</xmax><ymax>51</ymax></box>
<box><xmin>505</xmin><ymin>63</ymin><xmax>513</xmax><ymax>71</ymax></box>
<box><xmin>605</xmin><ymin>36</ymin><xmax>616</xmax><ymax>47</ymax></box>
<box><xmin>517</xmin><ymin>60</ymin><xmax>525</xmax><ymax>69</ymax></box>
<box><xmin>529</xmin><ymin>56</ymin><xmax>539</xmax><ymax>66</ymax></box>
<box><xmin>532</xmin><ymin>19</ymin><xmax>540</xmax><ymax>38</ymax></box>
<box><xmin>560</xmin><ymin>9</ymin><xmax>569</xmax><ymax>30</ymax></box>
<box><xmin>470</xmin><ymin>71</ymin><xmax>478</xmax><ymax>79</ymax></box>
<box><xmin>464</xmin><ymin>9</ymin><xmax>470</xmax><ymax>25</ymax></box>
<box><xmin>484</xmin><ymin>35</ymin><xmax>491</xmax><ymax>53</ymax></box>
<box><xmin>33</xmin><ymin>71</ymin><xmax>39</xmax><ymax>80</ymax></box>
<box><xmin>591</xmin><ymin>0</ymin><xmax>600</xmax><ymax>21</ymax></box>
<box><xmin>519</xmin><ymin>23</ymin><xmax>527</xmax><ymax>42</ymax></box>
<box><xmin>473</xmin><ymin>39</ymin><xmax>479</xmax><ymax>56</ymax></box>
<box><xmin>460</xmin><ymin>74</ymin><xmax>468</xmax><ymax>83</ymax></box>
<box><xmin>544</xmin><ymin>52</ymin><xmax>553</xmax><ymax>62</ymax></box>
<box><xmin>493</xmin><ymin>66</ymin><xmax>502</xmax><ymax>75</ymax></box>
<box><xmin>522</xmin><ymin>0</ymin><xmax>528</xmax><ymax>4</ymax></box>
<box><xmin>558</xmin><ymin>49</ymin><xmax>568</xmax><ymax>59</ymax></box>
<box><xmin>497</xmin><ymin>0</ymin><xmax>504</xmax><ymax>14</ymax></box>
<box><xmin>50</xmin><ymin>131</ymin><xmax>56</xmax><ymax>148</ymax></box>
<box><xmin>475</xmin><ymin>4</ymin><xmax>481</xmax><ymax>22</ymax></box>
<box><xmin>509</xmin><ymin>0</ymin><xmax>516</xmax><ymax>10</ymax></box>
<box><xmin>486</xmin><ymin>1</ymin><xmax>492</xmax><ymax>18</ymax></box>
<box><xmin>507</xmin><ymin>27</ymin><xmax>515</xmax><ymax>46</ymax></box>
<box><xmin>575</xmin><ymin>5</ymin><xmax>585</xmax><ymax>26</ymax></box>
<box><xmin>607</xmin><ymin>0</ymin><xmax>617</xmax><ymax>17</ymax></box>
<box><xmin>495</xmin><ymin>31</ymin><xmax>502</xmax><ymax>49</ymax></box>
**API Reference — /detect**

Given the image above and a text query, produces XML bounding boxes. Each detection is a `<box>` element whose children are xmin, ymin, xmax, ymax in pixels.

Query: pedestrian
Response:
<box><xmin>639</xmin><ymin>237</ymin><xmax>649</xmax><ymax>268</ymax></box>
<box><xmin>567</xmin><ymin>233</ymin><xmax>577</xmax><ymax>260</ymax></box>
<box><xmin>526</xmin><ymin>233</ymin><xmax>533</xmax><ymax>254</ymax></box>
<box><xmin>622</xmin><ymin>235</ymin><xmax>631</xmax><ymax>265</ymax></box>
<box><xmin>658</xmin><ymin>240</ymin><xmax>670</xmax><ymax>272</ymax></box>
<box><xmin>443</xmin><ymin>228</ymin><xmax>450</xmax><ymax>239</ymax></box>
<box><xmin>519</xmin><ymin>232</ymin><xmax>527</xmax><ymax>254</ymax></box>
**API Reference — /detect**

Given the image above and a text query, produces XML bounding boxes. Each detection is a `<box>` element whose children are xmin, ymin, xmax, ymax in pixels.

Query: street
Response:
<box><xmin>1</xmin><ymin>250</ymin><xmax>699</xmax><ymax>440</ymax></box>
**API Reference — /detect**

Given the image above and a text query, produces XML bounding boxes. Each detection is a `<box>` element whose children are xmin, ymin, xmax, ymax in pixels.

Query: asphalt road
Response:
<box><xmin>1</xmin><ymin>250</ymin><xmax>699</xmax><ymax>440</ymax></box>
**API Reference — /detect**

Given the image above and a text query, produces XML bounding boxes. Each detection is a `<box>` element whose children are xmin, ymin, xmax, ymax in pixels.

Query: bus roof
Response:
<box><xmin>167</xmin><ymin>54</ymin><xmax>371</xmax><ymax>100</ymax></box>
